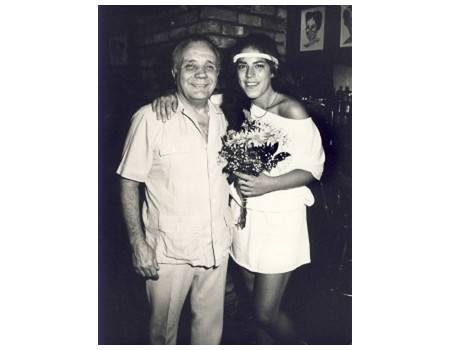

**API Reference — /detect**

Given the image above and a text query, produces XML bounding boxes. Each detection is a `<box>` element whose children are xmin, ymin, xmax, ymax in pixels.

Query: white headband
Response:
<box><xmin>232</xmin><ymin>53</ymin><xmax>279</xmax><ymax>67</ymax></box>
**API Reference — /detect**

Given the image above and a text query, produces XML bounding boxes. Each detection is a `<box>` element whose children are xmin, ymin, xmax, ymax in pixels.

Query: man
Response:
<box><xmin>117</xmin><ymin>35</ymin><xmax>232</xmax><ymax>345</ymax></box>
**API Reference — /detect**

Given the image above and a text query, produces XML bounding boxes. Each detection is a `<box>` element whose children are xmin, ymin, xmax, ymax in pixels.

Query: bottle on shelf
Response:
<box><xmin>341</xmin><ymin>86</ymin><xmax>352</xmax><ymax>126</ymax></box>
<box><xmin>331</xmin><ymin>86</ymin><xmax>344</xmax><ymax>127</ymax></box>
<box><xmin>344</xmin><ymin>86</ymin><xmax>351</xmax><ymax>114</ymax></box>
<box><xmin>336</xmin><ymin>86</ymin><xmax>344</xmax><ymax>116</ymax></box>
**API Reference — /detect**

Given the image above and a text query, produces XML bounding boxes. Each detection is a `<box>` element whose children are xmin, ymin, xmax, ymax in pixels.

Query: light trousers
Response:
<box><xmin>145</xmin><ymin>255</ymin><xmax>229</xmax><ymax>345</ymax></box>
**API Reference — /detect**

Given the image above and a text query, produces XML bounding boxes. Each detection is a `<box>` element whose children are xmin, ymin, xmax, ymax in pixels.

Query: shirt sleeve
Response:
<box><xmin>291</xmin><ymin>119</ymin><xmax>325</xmax><ymax>180</ymax></box>
<box><xmin>116</xmin><ymin>106</ymin><xmax>160</xmax><ymax>182</ymax></box>
<box><xmin>209</xmin><ymin>93</ymin><xmax>223</xmax><ymax>106</ymax></box>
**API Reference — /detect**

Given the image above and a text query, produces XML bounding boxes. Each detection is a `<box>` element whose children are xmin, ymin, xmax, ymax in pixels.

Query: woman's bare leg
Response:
<box><xmin>252</xmin><ymin>272</ymin><xmax>297</xmax><ymax>344</ymax></box>
<box><xmin>239</xmin><ymin>265</ymin><xmax>255</xmax><ymax>295</ymax></box>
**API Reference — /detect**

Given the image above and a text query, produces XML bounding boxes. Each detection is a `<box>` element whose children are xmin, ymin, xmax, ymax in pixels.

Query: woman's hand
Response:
<box><xmin>234</xmin><ymin>171</ymin><xmax>274</xmax><ymax>197</ymax></box>
<box><xmin>151</xmin><ymin>94</ymin><xmax>178</xmax><ymax>122</ymax></box>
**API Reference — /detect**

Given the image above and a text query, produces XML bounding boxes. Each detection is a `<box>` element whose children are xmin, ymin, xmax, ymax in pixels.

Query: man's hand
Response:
<box><xmin>131</xmin><ymin>240</ymin><xmax>160</xmax><ymax>280</ymax></box>
<box><xmin>151</xmin><ymin>94</ymin><xmax>178</xmax><ymax>122</ymax></box>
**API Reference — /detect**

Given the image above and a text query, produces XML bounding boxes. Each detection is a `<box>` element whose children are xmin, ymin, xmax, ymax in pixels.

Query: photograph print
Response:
<box><xmin>300</xmin><ymin>6</ymin><xmax>325</xmax><ymax>52</ymax></box>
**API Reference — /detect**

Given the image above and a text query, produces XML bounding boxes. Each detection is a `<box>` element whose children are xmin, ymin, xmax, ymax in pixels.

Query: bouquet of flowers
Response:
<box><xmin>218</xmin><ymin>109</ymin><xmax>291</xmax><ymax>229</ymax></box>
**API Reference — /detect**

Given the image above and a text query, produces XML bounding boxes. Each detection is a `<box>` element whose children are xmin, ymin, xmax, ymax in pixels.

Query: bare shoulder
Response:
<box><xmin>277</xmin><ymin>94</ymin><xmax>309</xmax><ymax>120</ymax></box>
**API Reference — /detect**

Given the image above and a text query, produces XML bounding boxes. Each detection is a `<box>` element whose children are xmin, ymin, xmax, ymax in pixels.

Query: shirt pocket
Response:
<box><xmin>158</xmin><ymin>138</ymin><xmax>207</xmax><ymax>214</ymax></box>
<box><xmin>157</xmin><ymin>138</ymin><xmax>191</xmax><ymax>180</ymax></box>
<box><xmin>157</xmin><ymin>214</ymin><xmax>205</xmax><ymax>261</ymax></box>
<box><xmin>159</xmin><ymin>139</ymin><xmax>191</xmax><ymax>156</ymax></box>
<box><xmin>158</xmin><ymin>138</ymin><xmax>202</xmax><ymax>174</ymax></box>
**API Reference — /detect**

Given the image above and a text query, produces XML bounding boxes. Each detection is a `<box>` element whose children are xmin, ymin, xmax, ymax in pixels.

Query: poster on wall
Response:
<box><xmin>300</xmin><ymin>6</ymin><xmax>325</xmax><ymax>52</ymax></box>
<box><xmin>340</xmin><ymin>5</ymin><xmax>352</xmax><ymax>47</ymax></box>
<box><xmin>109</xmin><ymin>36</ymin><xmax>128</xmax><ymax>65</ymax></box>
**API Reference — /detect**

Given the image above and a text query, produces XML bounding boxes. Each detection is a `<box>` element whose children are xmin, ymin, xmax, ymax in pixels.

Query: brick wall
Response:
<box><xmin>134</xmin><ymin>5</ymin><xmax>287</xmax><ymax>99</ymax></box>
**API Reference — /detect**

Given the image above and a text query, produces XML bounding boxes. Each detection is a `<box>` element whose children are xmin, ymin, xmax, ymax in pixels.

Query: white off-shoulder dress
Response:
<box><xmin>229</xmin><ymin>104</ymin><xmax>325</xmax><ymax>274</ymax></box>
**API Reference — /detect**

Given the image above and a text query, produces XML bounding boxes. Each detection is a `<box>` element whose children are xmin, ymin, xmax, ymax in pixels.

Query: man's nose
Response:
<box><xmin>195</xmin><ymin>67</ymin><xmax>207</xmax><ymax>78</ymax></box>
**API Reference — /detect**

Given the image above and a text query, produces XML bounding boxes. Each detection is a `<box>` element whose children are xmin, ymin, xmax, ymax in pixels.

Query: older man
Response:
<box><xmin>117</xmin><ymin>35</ymin><xmax>232</xmax><ymax>345</ymax></box>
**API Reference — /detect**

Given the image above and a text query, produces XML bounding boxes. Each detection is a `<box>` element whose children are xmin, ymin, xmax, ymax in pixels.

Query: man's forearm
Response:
<box><xmin>120</xmin><ymin>178</ymin><xmax>146</xmax><ymax>246</ymax></box>
<box><xmin>119</xmin><ymin>177</ymin><xmax>160</xmax><ymax>279</ymax></box>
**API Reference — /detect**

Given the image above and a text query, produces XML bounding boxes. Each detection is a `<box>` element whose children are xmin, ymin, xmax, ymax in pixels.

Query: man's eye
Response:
<box><xmin>205</xmin><ymin>65</ymin><xmax>216</xmax><ymax>71</ymax></box>
<box><xmin>184</xmin><ymin>64</ymin><xmax>196</xmax><ymax>70</ymax></box>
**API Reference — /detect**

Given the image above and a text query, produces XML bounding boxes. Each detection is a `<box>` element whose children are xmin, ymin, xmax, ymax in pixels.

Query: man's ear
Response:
<box><xmin>171</xmin><ymin>69</ymin><xmax>176</xmax><ymax>80</ymax></box>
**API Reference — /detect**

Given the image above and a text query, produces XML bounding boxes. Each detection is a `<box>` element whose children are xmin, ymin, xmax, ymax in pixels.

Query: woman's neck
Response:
<box><xmin>252</xmin><ymin>88</ymin><xmax>278</xmax><ymax>110</ymax></box>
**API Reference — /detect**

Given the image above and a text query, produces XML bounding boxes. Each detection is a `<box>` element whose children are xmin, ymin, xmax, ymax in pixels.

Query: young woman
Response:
<box><xmin>225</xmin><ymin>34</ymin><xmax>325</xmax><ymax>344</ymax></box>
<box><xmin>152</xmin><ymin>34</ymin><xmax>325</xmax><ymax>344</ymax></box>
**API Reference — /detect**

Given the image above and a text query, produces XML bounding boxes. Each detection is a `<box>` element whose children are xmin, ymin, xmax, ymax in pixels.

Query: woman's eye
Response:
<box><xmin>237</xmin><ymin>64</ymin><xmax>246</xmax><ymax>70</ymax></box>
<box><xmin>255</xmin><ymin>64</ymin><xmax>265</xmax><ymax>70</ymax></box>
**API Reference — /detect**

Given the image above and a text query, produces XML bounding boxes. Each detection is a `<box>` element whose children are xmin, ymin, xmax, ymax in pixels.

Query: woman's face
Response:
<box><xmin>236</xmin><ymin>47</ymin><xmax>273</xmax><ymax>101</ymax></box>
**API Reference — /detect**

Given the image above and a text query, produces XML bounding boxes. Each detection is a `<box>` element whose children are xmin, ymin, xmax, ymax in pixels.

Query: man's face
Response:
<box><xmin>173</xmin><ymin>41</ymin><xmax>219</xmax><ymax>103</ymax></box>
<box><xmin>305</xmin><ymin>18</ymin><xmax>318</xmax><ymax>41</ymax></box>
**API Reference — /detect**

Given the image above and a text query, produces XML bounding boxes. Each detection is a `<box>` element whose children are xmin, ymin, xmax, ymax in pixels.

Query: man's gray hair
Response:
<box><xmin>171</xmin><ymin>35</ymin><xmax>221</xmax><ymax>72</ymax></box>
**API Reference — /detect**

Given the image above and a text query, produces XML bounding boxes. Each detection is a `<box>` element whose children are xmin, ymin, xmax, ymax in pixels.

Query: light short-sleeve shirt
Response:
<box><xmin>117</xmin><ymin>98</ymin><xmax>232</xmax><ymax>267</ymax></box>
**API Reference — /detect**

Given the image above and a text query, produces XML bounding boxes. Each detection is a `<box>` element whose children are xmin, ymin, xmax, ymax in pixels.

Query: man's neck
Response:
<box><xmin>177</xmin><ymin>93</ymin><xmax>210</xmax><ymax>141</ymax></box>
<box><xmin>177</xmin><ymin>93</ymin><xmax>209</xmax><ymax>114</ymax></box>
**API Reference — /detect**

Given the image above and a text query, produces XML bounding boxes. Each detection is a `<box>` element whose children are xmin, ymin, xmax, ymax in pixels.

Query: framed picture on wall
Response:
<box><xmin>300</xmin><ymin>6</ymin><xmax>325</xmax><ymax>52</ymax></box>
<box><xmin>340</xmin><ymin>5</ymin><xmax>352</xmax><ymax>47</ymax></box>
<box><xmin>109</xmin><ymin>36</ymin><xmax>128</xmax><ymax>66</ymax></box>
